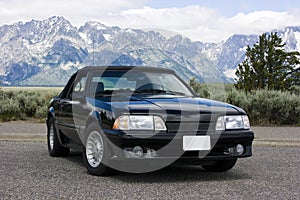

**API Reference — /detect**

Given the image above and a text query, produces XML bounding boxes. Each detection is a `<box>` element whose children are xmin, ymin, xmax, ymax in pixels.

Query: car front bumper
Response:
<box><xmin>104</xmin><ymin>129</ymin><xmax>254</xmax><ymax>161</ymax></box>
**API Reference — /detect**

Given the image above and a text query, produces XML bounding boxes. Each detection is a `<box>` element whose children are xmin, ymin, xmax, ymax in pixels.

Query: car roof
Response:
<box><xmin>77</xmin><ymin>66</ymin><xmax>176</xmax><ymax>74</ymax></box>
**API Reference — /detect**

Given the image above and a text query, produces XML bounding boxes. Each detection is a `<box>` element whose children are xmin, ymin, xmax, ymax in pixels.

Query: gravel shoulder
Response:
<box><xmin>251</xmin><ymin>126</ymin><xmax>300</xmax><ymax>147</ymax></box>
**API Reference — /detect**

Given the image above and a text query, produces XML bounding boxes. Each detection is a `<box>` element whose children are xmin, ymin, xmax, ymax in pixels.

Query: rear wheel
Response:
<box><xmin>47</xmin><ymin>117</ymin><xmax>70</xmax><ymax>157</ymax></box>
<box><xmin>82</xmin><ymin>123</ymin><xmax>114</xmax><ymax>176</ymax></box>
<box><xmin>202</xmin><ymin>158</ymin><xmax>237</xmax><ymax>172</ymax></box>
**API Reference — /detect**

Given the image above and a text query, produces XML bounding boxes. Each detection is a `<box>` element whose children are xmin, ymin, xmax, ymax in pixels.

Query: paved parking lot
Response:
<box><xmin>0</xmin><ymin>141</ymin><xmax>299</xmax><ymax>199</ymax></box>
<box><xmin>0</xmin><ymin>122</ymin><xmax>299</xmax><ymax>199</ymax></box>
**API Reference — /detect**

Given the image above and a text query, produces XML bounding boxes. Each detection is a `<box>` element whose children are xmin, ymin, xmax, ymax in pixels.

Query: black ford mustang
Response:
<box><xmin>46</xmin><ymin>66</ymin><xmax>254</xmax><ymax>176</ymax></box>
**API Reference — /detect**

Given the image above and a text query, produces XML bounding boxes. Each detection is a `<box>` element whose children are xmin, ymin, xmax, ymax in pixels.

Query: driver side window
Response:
<box><xmin>74</xmin><ymin>77</ymin><xmax>87</xmax><ymax>93</ymax></box>
<box><xmin>67</xmin><ymin>73</ymin><xmax>87</xmax><ymax>99</ymax></box>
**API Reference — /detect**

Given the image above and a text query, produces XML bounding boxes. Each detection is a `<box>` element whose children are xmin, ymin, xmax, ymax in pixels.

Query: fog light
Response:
<box><xmin>236</xmin><ymin>144</ymin><xmax>244</xmax><ymax>155</ymax></box>
<box><xmin>133</xmin><ymin>146</ymin><xmax>144</xmax><ymax>158</ymax></box>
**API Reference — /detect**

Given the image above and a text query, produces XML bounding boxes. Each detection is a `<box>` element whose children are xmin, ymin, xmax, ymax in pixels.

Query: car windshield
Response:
<box><xmin>88</xmin><ymin>70</ymin><xmax>194</xmax><ymax>97</ymax></box>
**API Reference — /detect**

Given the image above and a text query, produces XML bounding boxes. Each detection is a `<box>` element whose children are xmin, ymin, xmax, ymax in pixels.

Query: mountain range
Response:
<box><xmin>0</xmin><ymin>16</ymin><xmax>300</xmax><ymax>86</ymax></box>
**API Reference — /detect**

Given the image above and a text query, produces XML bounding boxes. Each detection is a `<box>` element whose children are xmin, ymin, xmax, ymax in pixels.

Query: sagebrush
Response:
<box><xmin>189</xmin><ymin>82</ymin><xmax>300</xmax><ymax>125</ymax></box>
<box><xmin>0</xmin><ymin>86</ymin><xmax>299</xmax><ymax>125</ymax></box>
<box><xmin>0</xmin><ymin>88</ymin><xmax>60</xmax><ymax>121</ymax></box>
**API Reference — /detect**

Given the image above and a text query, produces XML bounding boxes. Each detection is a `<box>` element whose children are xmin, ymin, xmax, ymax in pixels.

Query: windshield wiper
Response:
<box><xmin>134</xmin><ymin>89</ymin><xmax>186</xmax><ymax>96</ymax></box>
<box><xmin>94</xmin><ymin>89</ymin><xmax>187</xmax><ymax>97</ymax></box>
<box><xmin>95</xmin><ymin>89</ymin><xmax>134</xmax><ymax>97</ymax></box>
<box><xmin>164</xmin><ymin>91</ymin><xmax>187</xmax><ymax>96</ymax></box>
<box><xmin>94</xmin><ymin>90</ymin><xmax>113</xmax><ymax>97</ymax></box>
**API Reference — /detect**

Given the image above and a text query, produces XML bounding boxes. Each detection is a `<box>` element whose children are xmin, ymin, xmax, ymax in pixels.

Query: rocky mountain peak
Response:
<box><xmin>0</xmin><ymin>16</ymin><xmax>299</xmax><ymax>86</ymax></box>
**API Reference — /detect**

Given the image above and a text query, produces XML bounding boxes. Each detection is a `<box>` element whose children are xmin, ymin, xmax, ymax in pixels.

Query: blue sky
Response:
<box><xmin>147</xmin><ymin>0</ymin><xmax>299</xmax><ymax>16</ymax></box>
<box><xmin>0</xmin><ymin>0</ymin><xmax>299</xmax><ymax>42</ymax></box>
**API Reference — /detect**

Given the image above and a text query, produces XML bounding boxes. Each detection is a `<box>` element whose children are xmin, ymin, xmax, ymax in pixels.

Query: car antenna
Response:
<box><xmin>93</xmin><ymin>31</ymin><xmax>95</xmax><ymax>66</ymax></box>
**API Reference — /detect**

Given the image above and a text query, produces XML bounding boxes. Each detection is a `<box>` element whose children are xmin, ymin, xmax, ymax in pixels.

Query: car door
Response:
<box><xmin>58</xmin><ymin>72</ymin><xmax>87</xmax><ymax>145</ymax></box>
<box><xmin>55</xmin><ymin>73</ymin><xmax>75</xmax><ymax>134</ymax></box>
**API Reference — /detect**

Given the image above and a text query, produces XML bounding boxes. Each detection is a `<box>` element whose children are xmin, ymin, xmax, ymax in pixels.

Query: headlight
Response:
<box><xmin>113</xmin><ymin>115</ymin><xmax>167</xmax><ymax>131</ymax></box>
<box><xmin>216</xmin><ymin>115</ymin><xmax>250</xmax><ymax>130</ymax></box>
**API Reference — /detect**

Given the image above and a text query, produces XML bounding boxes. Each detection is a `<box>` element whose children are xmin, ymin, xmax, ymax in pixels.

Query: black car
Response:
<box><xmin>46</xmin><ymin>66</ymin><xmax>254</xmax><ymax>176</ymax></box>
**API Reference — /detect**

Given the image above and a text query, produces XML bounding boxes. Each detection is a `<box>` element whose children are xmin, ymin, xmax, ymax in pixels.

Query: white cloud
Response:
<box><xmin>99</xmin><ymin>6</ymin><xmax>229</xmax><ymax>42</ymax></box>
<box><xmin>0</xmin><ymin>0</ymin><xmax>147</xmax><ymax>26</ymax></box>
<box><xmin>227</xmin><ymin>11</ymin><xmax>300</xmax><ymax>34</ymax></box>
<box><xmin>98</xmin><ymin>6</ymin><xmax>300</xmax><ymax>42</ymax></box>
<box><xmin>0</xmin><ymin>1</ymin><xmax>299</xmax><ymax>43</ymax></box>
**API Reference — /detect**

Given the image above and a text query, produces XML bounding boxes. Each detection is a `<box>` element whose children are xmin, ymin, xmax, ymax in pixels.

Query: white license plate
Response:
<box><xmin>183</xmin><ymin>136</ymin><xmax>211</xmax><ymax>151</ymax></box>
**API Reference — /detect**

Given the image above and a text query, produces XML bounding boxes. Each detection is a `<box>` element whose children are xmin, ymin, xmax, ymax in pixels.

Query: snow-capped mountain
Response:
<box><xmin>205</xmin><ymin>27</ymin><xmax>300</xmax><ymax>79</ymax></box>
<box><xmin>0</xmin><ymin>16</ymin><xmax>299</xmax><ymax>85</ymax></box>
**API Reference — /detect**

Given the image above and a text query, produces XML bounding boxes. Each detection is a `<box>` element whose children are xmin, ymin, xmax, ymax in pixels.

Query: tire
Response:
<box><xmin>82</xmin><ymin>123</ymin><xmax>114</xmax><ymax>176</ymax></box>
<box><xmin>47</xmin><ymin>117</ymin><xmax>70</xmax><ymax>157</ymax></box>
<box><xmin>202</xmin><ymin>158</ymin><xmax>237</xmax><ymax>172</ymax></box>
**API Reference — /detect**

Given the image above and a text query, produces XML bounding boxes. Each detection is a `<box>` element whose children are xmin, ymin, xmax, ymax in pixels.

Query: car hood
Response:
<box><xmin>89</xmin><ymin>95</ymin><xmax>245</xmax><ymax>118</ymax></box>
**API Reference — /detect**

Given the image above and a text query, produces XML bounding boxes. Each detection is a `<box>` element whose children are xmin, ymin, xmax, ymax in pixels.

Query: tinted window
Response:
<box><xmin>68</xmin><ymin>72</ymin><xmax>87</xmax><ymax>99</ymax></box>
<box><xmin>59</xmin><ymin>73</ymin><xmax>76</xmax><ymax>99</ymax></box>
<box><xmin>74</xmin><ymin>76</ymin><xmax>87</xmax><ymax>93</ymax></box>
<box><xmin>88</xmin><ymin>70</ymin><xmax>193</xmax><ymax>97</ymax></box>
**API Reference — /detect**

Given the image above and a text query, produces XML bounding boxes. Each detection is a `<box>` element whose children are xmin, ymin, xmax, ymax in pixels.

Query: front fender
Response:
<box><xmin>46</xmin><ymin>107</ymin><xmax>55</xmax><ymax>125</ymax></box>
<box><xmin>86</xmin><ymin>110</ymin><xmax>102</xmax><ymax>128</ymax></box>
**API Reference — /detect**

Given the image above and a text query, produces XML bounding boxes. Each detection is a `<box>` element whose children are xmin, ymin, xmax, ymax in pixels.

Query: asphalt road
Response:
<box><xmin>0</xmin><ymin>122</ymin><xmax>299</xmax><ymax>199</ymax></box>
<box><xmin>0</xmin><ymin>141</ymin><xmax>299</xmax><ymax>199</ymax></box>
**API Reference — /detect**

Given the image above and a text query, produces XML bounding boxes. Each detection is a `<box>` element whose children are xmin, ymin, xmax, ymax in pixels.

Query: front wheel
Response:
<box><xmin>82</xmin><ymin>123</ymin><xmax>114</xmax><ymax>176</ymax></box>
<box><xmin>202</xmin><ymin>158</ymin><xmax>237</xmax><ymax>172</ymax></box>
<box><xmin>47</xmin><ymin>117</ymin><xmax>70</xmax><ymax>157</ymax></box>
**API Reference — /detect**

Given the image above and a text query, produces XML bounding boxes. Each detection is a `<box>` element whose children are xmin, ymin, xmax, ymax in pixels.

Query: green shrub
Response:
<box><xmin>249</xmin><ymin>90</ymin><xmax>300</xmax><ymax>125</ymax></box>
<box><xmin>289</xmin><ymin>85</ymin><xmax>300</xmax><ymax>95</ymax></box>
<box><xmin>0</xmin><ymin>89</ymin><xmax>59</xmax><ymax>122</ymax></box>
<box><xmin>190</xmin><ymin>81</ymin><xmax>300</xmax><ymax>125</ymax></box>
<box><xmin>1</xmin><ymin>85</ymin><xmax>299</xmax><ymax>125</ymax></box>
<box><xmin>0</xmin><ymin>98</ymin><xmax>21</xmax><ymax>121</ymax></box>
<box><xmin>189</xmin><ymin>78</ymin><xmax>210</xmax><ymax>98</ymax></box>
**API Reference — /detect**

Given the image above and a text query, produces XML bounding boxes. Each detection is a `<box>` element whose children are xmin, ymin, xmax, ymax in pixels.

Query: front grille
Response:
<box><xmin>165</xmin><ymin>113</ymin><xmax>219</xmax><ymax>133</ymax></box>
<box><xmin>166</xmin><ymin>122</ymin><xmax>216</xmax><ymax>133</ymax></box>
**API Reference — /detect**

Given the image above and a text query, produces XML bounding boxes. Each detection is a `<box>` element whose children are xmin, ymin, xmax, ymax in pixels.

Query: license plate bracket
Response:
<box><xmin>183</xmin><ymin>135</ymin><xmax>211</xmax><ymax>151</ymax></box>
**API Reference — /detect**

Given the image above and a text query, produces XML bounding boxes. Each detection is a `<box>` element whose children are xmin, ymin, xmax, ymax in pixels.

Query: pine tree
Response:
<box><xmin>235</xmin><ymin>32</ymin><xmax>300</xmax><ymax>92</ymax></box>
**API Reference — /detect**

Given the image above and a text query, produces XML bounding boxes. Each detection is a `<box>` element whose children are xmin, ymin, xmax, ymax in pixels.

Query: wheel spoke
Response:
<box><xmin>86</xmin><ymin>131</ymin><xmax>104</xmax><ymax>168</ymax></box>
<box><xmin>49</xmin><ymin>124</ymin><xmax>55</xmax><ymax>150</ymax></box>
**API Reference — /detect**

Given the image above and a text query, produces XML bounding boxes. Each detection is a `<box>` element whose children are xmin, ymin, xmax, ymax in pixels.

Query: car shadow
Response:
<box><xmin>62</xmin><ymin>152</ymin><xmax>252</xmax><ymax>183</ymax></box>
<box><xmin>111</xmin><ymin>164</ymin><xmax>252</xmax><ymax>183</ymax></box>
<box><xmin>63</xmin><ymin>151</ymin><xmax>85</xmax><ymax>167</ymax></box>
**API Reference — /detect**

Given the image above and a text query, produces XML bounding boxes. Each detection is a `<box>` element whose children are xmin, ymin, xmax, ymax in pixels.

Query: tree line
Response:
<box><xmin>235</xmin><ymin>32</ymin><xmax>300</xmax><ymax>92</ymax></box>
<box><xmin>189</xmin><ymin>32</ymin><xmax>300</xmax><ymax>125</ymax></box>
